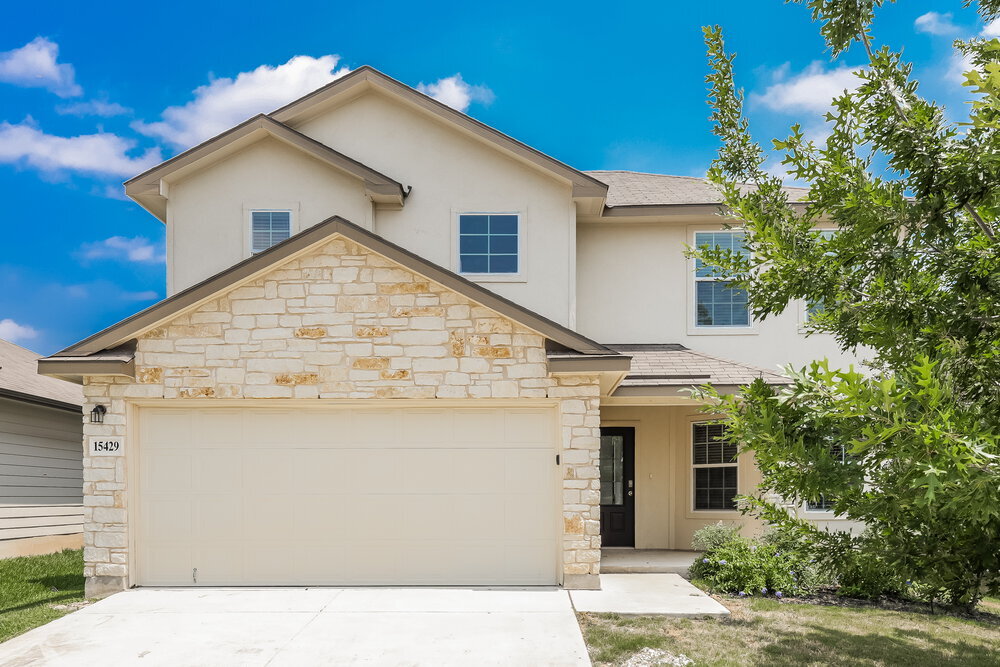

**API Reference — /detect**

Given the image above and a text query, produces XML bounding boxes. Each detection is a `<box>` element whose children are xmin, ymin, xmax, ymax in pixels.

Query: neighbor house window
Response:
<box><xmin>250</xmin><ymin>210</ymin><xmax>292</xmax><ymax>254</ymax></box>
<box><xmin>692</xmin><ymin>422</ymin><xmax>738</xmax><ymax>511</ymax></box>
<box><xmin>458</xmin><ymin>213</ymin><xmax>519</xmax><ymax>274</ymax></box>
<box><xmin>693</xmin><ymin>231</ymin><xmax>750</xmax><ymax>327</ymax></box>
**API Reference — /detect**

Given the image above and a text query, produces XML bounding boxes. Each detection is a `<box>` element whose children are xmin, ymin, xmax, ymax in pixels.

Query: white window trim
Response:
<box><xmin>243</xmin><ymin>204</ymin><xmax>299</xmax><ymax>257</ymax></box>
<box><xmin>690</xmin><ymin>421</ymin><xmax>740</xmax><ymax>513</ymax></box>
<box><xmin>686</xmin><ymin>226</ymin><xmax>756</xmax><ymax>336</ymax></box>
<box><xmin>452</xmin><ymin>210</ymin><xmax>527</xmax><ymax>283</ymax></box>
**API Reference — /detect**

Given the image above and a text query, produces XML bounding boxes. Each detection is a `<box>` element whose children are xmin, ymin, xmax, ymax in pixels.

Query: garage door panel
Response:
<box><xmin>292</xmin><ymin>450</ymin><xmax>352</xmax><ymax>491</ymax></box>
<box><xmin>339</xmin><ymin>450</ymin><xmax>403</xmax><ymax>493</ymax></box>
<box><xmin>504</xmin><ymin>408</ymin><xmax>556</xmax><ymax>445</ymax></box>
<box><xmin>138</xmin><ymin>405</ymin><xmax>557</xmax><ymax>586</ymax></box>
<box><xmin>507</xmin><ymin>449</ymin><xmax>554</xmax><ymax>489</ymax></box>
<box><xmin>453</xmin><ymin>409</ymin><xmax>503</xmax><ymax>442</ymax></box>
<box><xmin>195</xmin><ymin>544</ymin><xmax>245</xmax><ymax>585</ymax></box>
<box><xmin>194</xmin><ymin>450</ymin><xmax>241</xmax><ymax>492</ymax></box>
<box><xmin>144</xmin><ymin>452</ymin><xmax>193</xmax><ymax>492</ymax></box>
<box><xmin>401</xmin><ymin>409</ymin><xmax>454</xmax><ymax>444</ymax></box>
<box><xmin>505</xmin><ymin>495</ymin><xmax>556</xmax><ymax>539</ymax></box>
<box><xmin>336</xmin><ymin>495</ymin><xmax>402</xmax><ymax>536</ymax></box>
<box><xmin>141</xmin><ymin>410</ymin><xmax>192</xmax><ymax>447</ymax></box>
<box><xmin>196</xmin><ymin>495</ymin><xmax>243</xmax><ymax>539</ymax></box>
<box><xmin>352</xmin><ymin>410</ymin><xmax>402</xmax><ymax>444</ymax></box>
<box><xmin>143</xmin><ymin>544</ymin><xmax>192</xmax><ymax>585</ymax></box>
<box><xmin>194</xmin><ymin>410</ymin><xmax>244</xmax><ymax>446</ymax></box>
<box><xmin>144</xmin><ymin>496</ymin><xmax>193</xmax><ymax>541</ymax></box>
<box><xmin>244</xmin><ymin>451</ymin><xmax>295</xmax><ymax>491</ymax></box>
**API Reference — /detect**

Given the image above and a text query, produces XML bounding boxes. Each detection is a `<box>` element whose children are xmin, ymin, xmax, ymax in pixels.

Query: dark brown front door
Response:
<box><xmin>599</xmin><ymin>427</ymin><xmax>635</xmax><ymax>547</ymax></box>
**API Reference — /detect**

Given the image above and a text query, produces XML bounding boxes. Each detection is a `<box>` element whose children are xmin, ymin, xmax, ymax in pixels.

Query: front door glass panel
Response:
<box><xmin>600</xmin><ymin>435</ymin><xmax>625</xmax><ymax>506</ymax></box>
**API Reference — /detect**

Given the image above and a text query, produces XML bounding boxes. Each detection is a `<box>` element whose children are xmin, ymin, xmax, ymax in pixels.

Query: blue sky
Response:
<box><xmin>0</xmin><ymin>0</ymin><xmax>991</xmax><ymax>354</ymax></box>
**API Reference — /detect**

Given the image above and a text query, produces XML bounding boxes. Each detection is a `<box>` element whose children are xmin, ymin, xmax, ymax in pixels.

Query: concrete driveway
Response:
<box><xmin>0</xmin><ymin>587</ymin><xmax>590</xmax><ymax>666</ymax></box>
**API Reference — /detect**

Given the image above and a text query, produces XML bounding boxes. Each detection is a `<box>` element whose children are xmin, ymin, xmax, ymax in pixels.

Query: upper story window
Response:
<box><xmin>692</xmin><ymin>422</ymin><xmax>739</xmax><ymax>511</ymax></box>
<box><xmin>458</xmin><ymin>213</ymin><xmax>519</xmax><ymax>275</ymax></box>
<box><xmin>250</xmin><ymin>210</ymin><xmax>292</xmax><ymax>254</ymax></box>
<box><xmin>693</xmin><ymin>230</ymin><xmax>750</xmax><ymax>328</ymax></box>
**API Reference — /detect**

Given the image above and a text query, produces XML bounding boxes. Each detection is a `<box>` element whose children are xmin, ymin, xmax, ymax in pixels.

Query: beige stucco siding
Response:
<box><xmin>167</xmin><ymin>138</ymin><xmax>374</xmax><ymax>294</ymax></box>
<box><xmin>291</xmin><ymin>91</ymin><xmax>578</xmax><ymax>327</ymax></box>
<box><xmin>0</xmin><ymin>397</ymin><xmax>83</xmax><ymax>552</ymax></box>
<box><xmin>576</xmin><ymin>221</ymin><xmax>859</xmax><ymax>372</ymax></box>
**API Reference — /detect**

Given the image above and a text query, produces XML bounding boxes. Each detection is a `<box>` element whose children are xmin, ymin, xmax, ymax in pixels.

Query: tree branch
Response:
<box><xmin>859</xmin><ymin>30</ymin><xmax>998</xmax><ymax>243</ymax></box>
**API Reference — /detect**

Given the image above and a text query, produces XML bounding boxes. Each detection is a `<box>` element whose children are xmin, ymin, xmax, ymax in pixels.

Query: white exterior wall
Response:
<box><xmin>575</xmin><ymin>221</ymin><xmax>860</xmax><ymax>372</ymax></box>
<box><xmin>291</xmin><ymin>91</ymin><xmax>578</xmax><ymax>328</ymax></box>
<box><xmin>166</xmin><ymin>138</ymin><xmax>374</xmax><ymax>294</ymax></box>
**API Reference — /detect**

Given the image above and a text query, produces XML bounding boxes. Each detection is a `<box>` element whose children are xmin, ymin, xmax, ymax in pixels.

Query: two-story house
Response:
<box><xmin>39</xmin><ymin>67</ymin><xmax>855</xmax><ymax>598</ymax></box>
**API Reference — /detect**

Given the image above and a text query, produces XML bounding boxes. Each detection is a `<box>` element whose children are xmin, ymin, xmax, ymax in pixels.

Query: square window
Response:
<box><xmin>251</xmin><ymin>211</ymin><xmax>291</xmax><ymax>253</ymax></box>
<box><xmin>458</xmin><ymin>213</ymin><xmax>519</xmax><ymax>275</ymax></box>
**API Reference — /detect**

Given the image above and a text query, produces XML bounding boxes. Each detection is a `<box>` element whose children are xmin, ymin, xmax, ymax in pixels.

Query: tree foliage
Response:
<box><xmin>695</xmin><ymin>1</ymin><xmax>1000</xmax><ymax>608</ymax></box>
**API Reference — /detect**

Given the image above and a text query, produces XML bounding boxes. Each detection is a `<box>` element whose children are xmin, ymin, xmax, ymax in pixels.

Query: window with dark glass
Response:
<box><xmin>251</xmin><ymin>210</ymin><xmax>291</xmax><ymax>253</ymax></box>
<box><xmin>458</xmin><ymin>214</ymin><xmax>519</xmax><ymax>274</ymax></box>
<box><xmin>692</xmin><ymin>422</ymin><xmax>738</xmax><ymax>510</ymax></box>
<box><xmin>694</xmin><ymin>231</ymin><xmax>750</xmax><ymax>327</ymax></box>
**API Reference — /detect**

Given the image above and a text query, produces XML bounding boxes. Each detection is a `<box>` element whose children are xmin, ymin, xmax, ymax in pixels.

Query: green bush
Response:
<box><xmin>815</xmin><ymin>529</ymin><xmax>908</xmax><ymax>600</ymax></box>
<box><xmin>689</xmin><ymin>525</ymin><xmax>819</xmax><ymax>598</ymax></box>
<box><xmin>691</xmin><ymin>522</ymin><xmax>740</xmax><ymax>552</ymax></box>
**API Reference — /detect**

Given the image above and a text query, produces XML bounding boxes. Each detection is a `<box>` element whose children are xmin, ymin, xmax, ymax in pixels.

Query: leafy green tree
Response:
<box><xmin>694</xmin><ymin>0</ymin><xmax>1000</xmax><ymax>609</ymax></box>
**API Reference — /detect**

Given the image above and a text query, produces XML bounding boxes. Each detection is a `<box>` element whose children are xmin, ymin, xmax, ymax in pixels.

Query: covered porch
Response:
<box><xmin>597</xmin><ymin>345</ymin><xmax>786</xmax><ymax>554</ymax></box>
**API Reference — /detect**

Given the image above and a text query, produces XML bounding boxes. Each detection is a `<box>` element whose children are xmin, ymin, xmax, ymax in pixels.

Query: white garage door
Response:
<box><xmin>137</xmin><ymin>405</ymin><xmax>558</xmax><ymax>586</ymax></box>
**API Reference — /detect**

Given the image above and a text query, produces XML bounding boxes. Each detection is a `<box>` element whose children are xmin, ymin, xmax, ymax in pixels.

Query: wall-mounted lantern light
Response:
<box><xmin>90</xmin><ymin>405</ymin><xmax>107</xmax><ymax>424</ymax></box>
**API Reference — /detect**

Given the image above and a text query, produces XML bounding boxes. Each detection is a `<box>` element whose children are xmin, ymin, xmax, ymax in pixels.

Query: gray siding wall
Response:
<box><xmin>0</xmin><ymin>397</ymin><xmax>83</xmax><ymax>542</ymax></box>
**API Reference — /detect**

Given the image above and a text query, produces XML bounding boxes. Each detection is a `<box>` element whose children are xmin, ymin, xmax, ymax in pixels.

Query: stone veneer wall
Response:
<box><xmin>81</xmin><ymin>237</ymin><xmax>601</xmax><ymax>596</ymax></box>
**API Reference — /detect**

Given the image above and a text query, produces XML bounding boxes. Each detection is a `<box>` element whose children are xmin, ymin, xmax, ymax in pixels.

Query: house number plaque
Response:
<box><xmin>88</xmin><ymin>437</ymin><xmax>124</xmax><ymax>456</ymax></box>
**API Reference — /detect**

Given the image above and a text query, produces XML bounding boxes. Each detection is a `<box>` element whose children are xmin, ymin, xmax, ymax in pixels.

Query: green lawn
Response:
<box><xmin>579</xmin><ymin>597</ymin><xmax>1000</xmax><ymax>666</ymax></box>
<box><xmin>0</xmin><ymin>549</ymin><xmax>85</xmax><ymax>643</ymax></box>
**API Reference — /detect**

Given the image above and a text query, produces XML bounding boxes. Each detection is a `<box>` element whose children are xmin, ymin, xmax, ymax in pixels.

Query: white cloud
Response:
<box><xmin>417</xmin><ymin>74</ymin><xmax>495</xmax><ymax>112</ymax></box>
<box><xmin>982</xmin><ymin>18</ymin><xmax>1000</xmax><ymax>38</ymax></box>
<box><xmin>752</xmin><ymin>62</ymin><xmax>863</xmax><ymax>113</ymax></box>
<box><xmin>0</xmin><ymin>318</ymin><xmax>38</xmax><ymax>344</ymax></box>
<box><xmin>950</xmin><ymin>50</ymin><xmax>976</xmax><ymax>83</ymax></box>
<box><xmin>915</xmin><ymin>12</ymin><xmax>959</xmax><ymax>36</ymax></box>
<box><xmin>79</xmin><ymin>236</ymin><xmax>164</xmax><ymax>263</ymax></box>
<box><xmin>0</xmin><ymin>121</ymin><xmax>161</xmax><ymax>177</ymax></box>
<box><xmin>56</xmin><ymin>99</ymin><xmax>131</xmax><ymax>117</ymax></box>
<box><xmin>0</xmin><ymin>37</ymin><xmax>81</xmax><ymax>97</ymax></box>
<box><xmin>134</xmin><ymin>55</ymin><xmax>350</xmax><ymax>149</ymax></box>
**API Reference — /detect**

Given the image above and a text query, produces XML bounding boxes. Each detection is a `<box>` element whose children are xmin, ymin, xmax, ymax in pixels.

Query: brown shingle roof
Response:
<box><xmin>0</xmin><ymin>339</ymin><xmax>83</xmax><ymax>408</ymax></box>
<box><xmin>609</xmin><ymin>344</ymin><xmax>788</xmax><ymax>388</ymax></box>
<box><xmin>586</xmin><ymin>171</ymin><xmax>810</xmax><ymax>208</ymax></box>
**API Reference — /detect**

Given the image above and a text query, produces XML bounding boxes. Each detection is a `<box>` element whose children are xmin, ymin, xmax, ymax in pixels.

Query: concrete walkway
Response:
<box><xmin>0</xmin><ymin>588</ymin><xmax>590</xmax><ymax>666</ymax></box>
<box><xmin>571</xmin><ymin>574</ymin><xmax>730</xmax><ymax>616</ymax></box>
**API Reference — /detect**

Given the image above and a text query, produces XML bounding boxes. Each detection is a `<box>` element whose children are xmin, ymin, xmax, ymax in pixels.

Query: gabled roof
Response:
<box><xmin>586</xmin><ymin>171</ymin><xmax>811</xmax><ymax>216</ymax></box>
<box><xmin>124</xmin><ymin>115</ymin><xmax>407</xmax><ymax>222</ymax></box>
<box><xmin>0</xmin><ymin>339</ymin><xmax>82</xmax><ymax>410</ymax></box>
<box><xmin>40</xmin><ymin>216</ymin><xmax>617</xmax><ymax>376</ymax></box>
<box><xmin>270</xmin><ymin>66</ymin><xmax>609</xmax><ymax>199</ymax></box>
<box><xmin>607</xmin><ymin>344</ymin><xmax>789</xmax><ymax>397</ymax></box>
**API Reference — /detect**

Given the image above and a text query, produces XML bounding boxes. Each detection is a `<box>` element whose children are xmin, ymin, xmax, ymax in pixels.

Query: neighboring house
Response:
<box><xmin>39</xmin><ymin>67</ymin><xmax>856</xmax><ymax>598</ymax></box>
<box><xmin>0</xmin><ymin>339</ymin><xmax>83</xmax><ymax>558</ymax></box>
